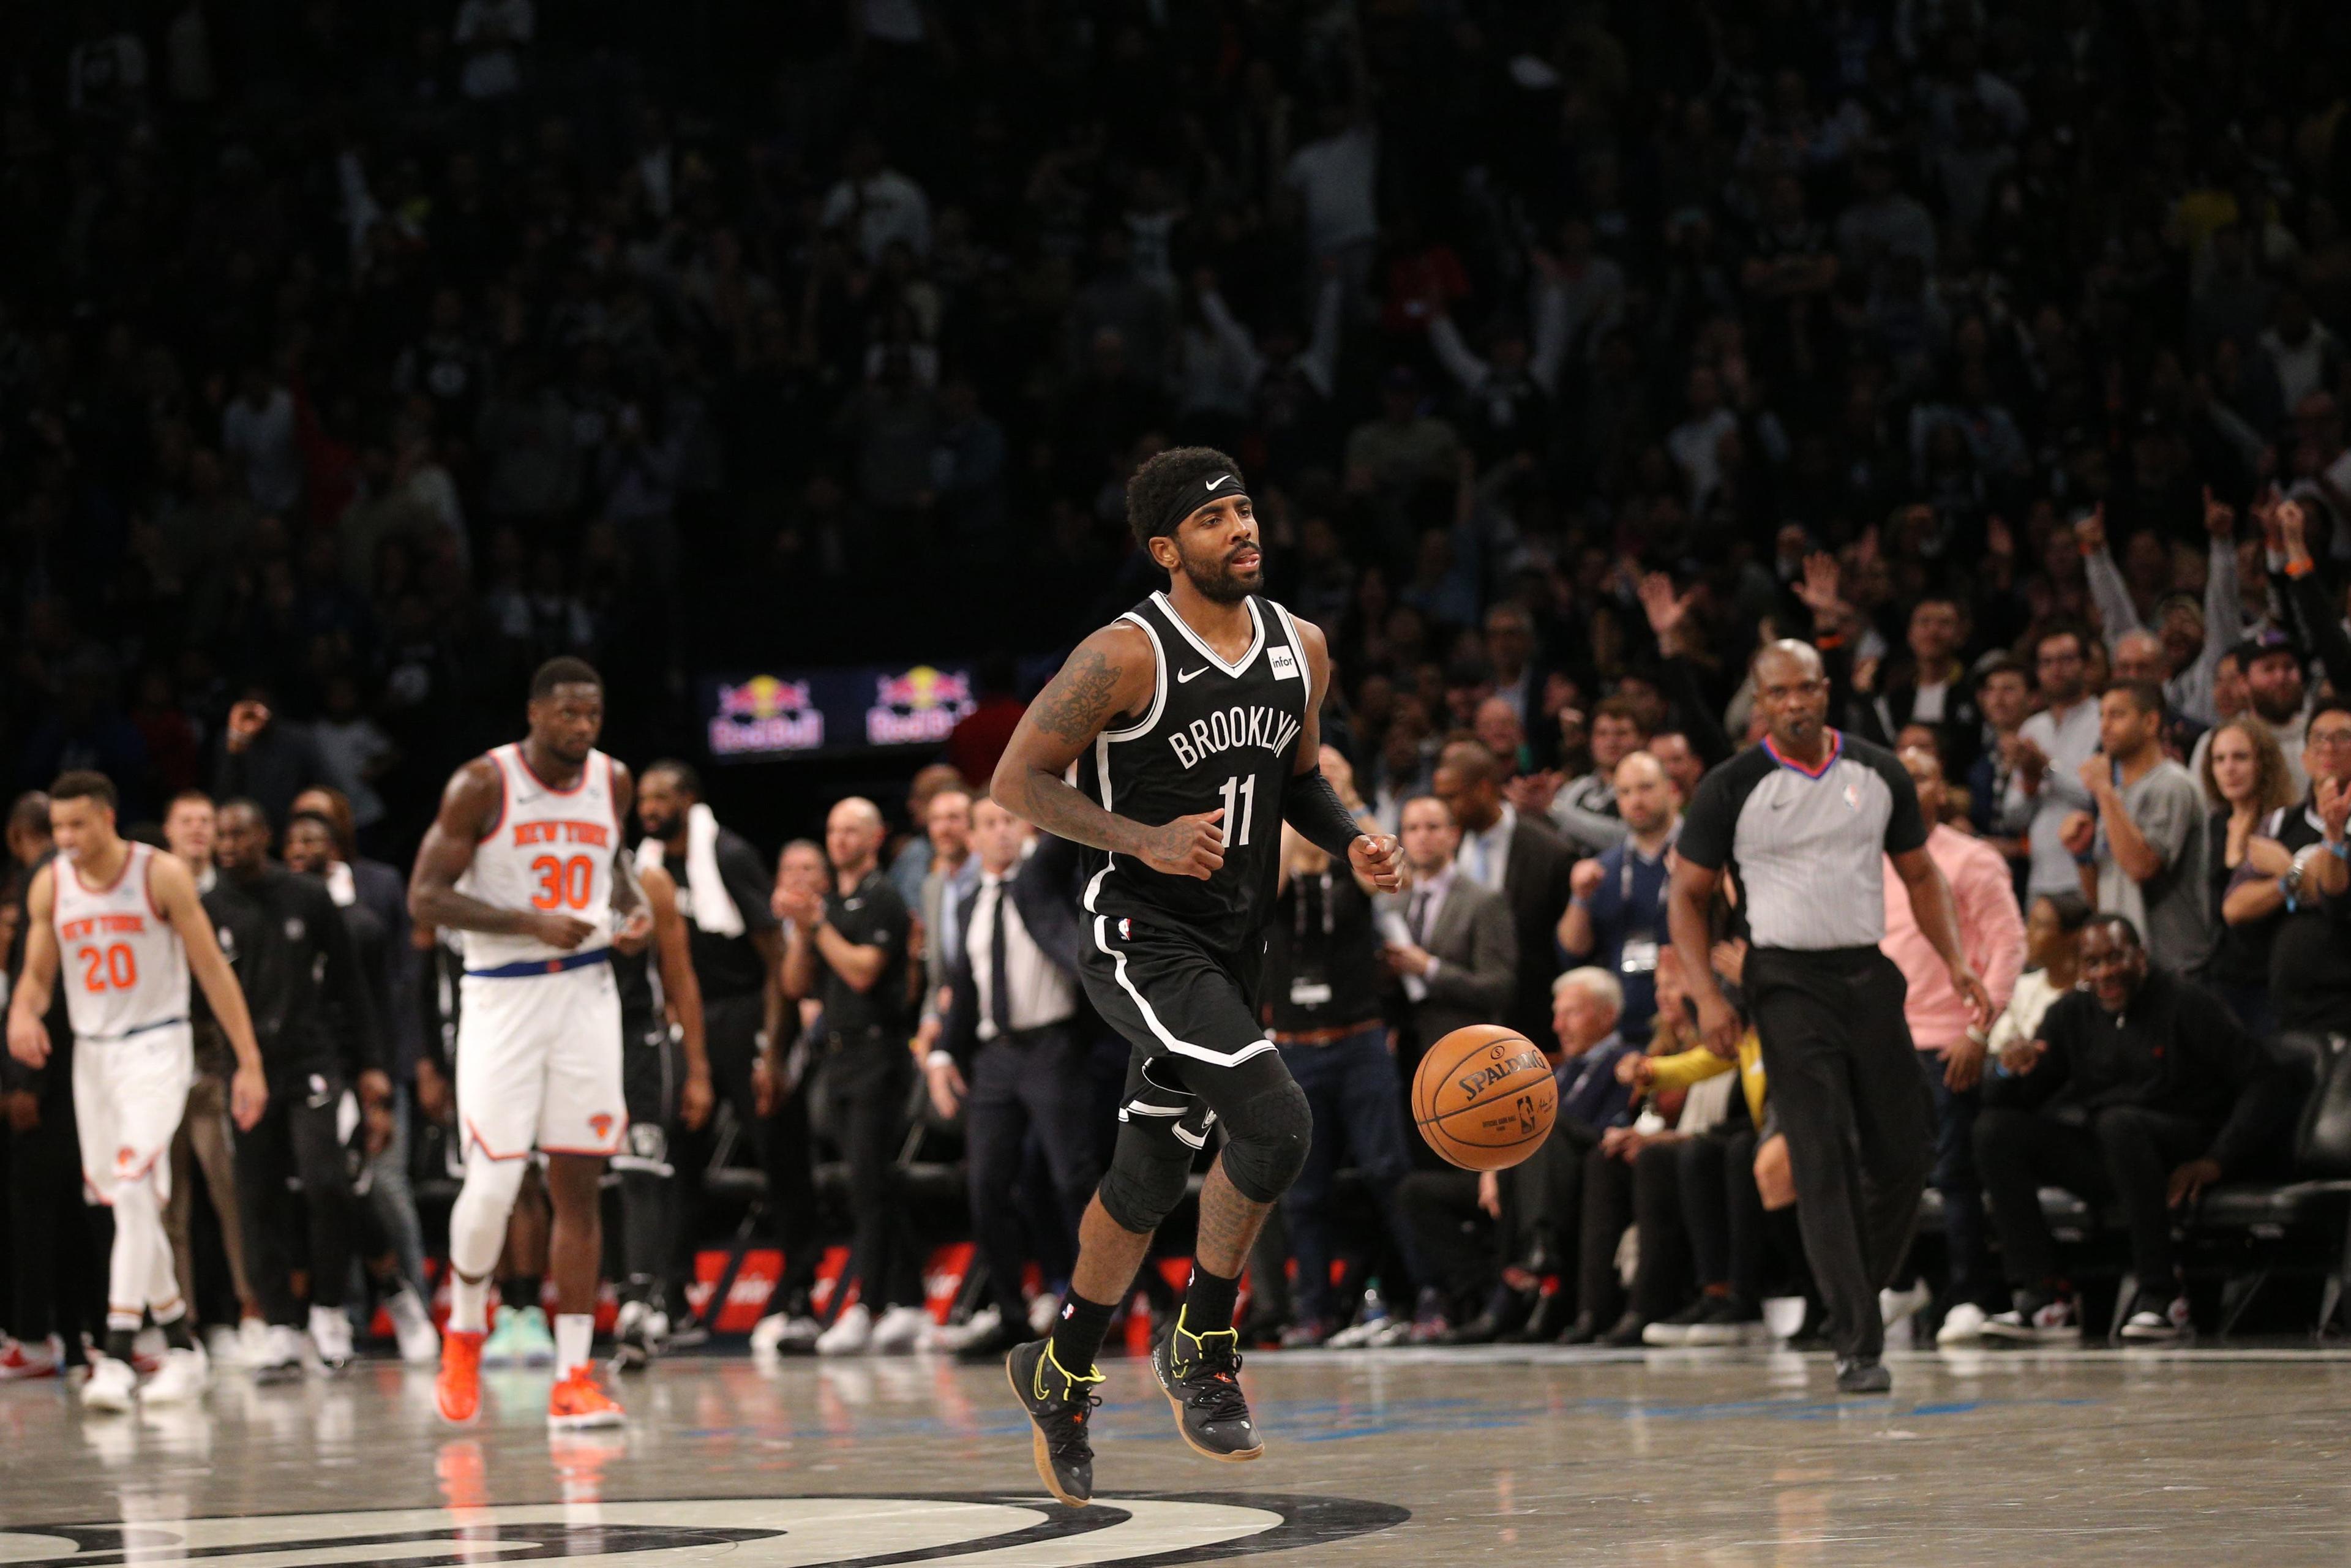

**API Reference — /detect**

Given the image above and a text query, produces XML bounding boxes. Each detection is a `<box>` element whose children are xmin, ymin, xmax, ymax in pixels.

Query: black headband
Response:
<box><xmin>1160</xmin><ymin>468</ymin><xmax>1251</xmax><ymax>541</ymax></box>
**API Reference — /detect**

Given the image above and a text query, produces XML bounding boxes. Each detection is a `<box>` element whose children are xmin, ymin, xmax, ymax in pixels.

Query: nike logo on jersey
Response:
<box><xmin>1206</xmin><ymin>475</ymin><xmax>1233</xmax><ymax>491</ymax></box>
<box><xmin>1177</xmin><ymin>666</ymin><xmax>1209</xmax><ymax>683</ymax></box>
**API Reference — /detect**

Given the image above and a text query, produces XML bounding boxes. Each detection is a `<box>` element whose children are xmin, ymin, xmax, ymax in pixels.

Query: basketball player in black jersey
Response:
<box><xmin>992</xmin><ymin>446</ymin><xmax>1401</xmax><ymax>1506</ymax></box>
<box><xmin>608</xmin><ymin>857</ymin><xmax>711</xmax><ymax>1369</ymax></box>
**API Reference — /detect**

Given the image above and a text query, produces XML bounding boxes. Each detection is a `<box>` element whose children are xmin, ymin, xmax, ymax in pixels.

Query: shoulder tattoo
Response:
<box><xmin>1032</xmin><ymin>644</ymin><xmax>1125</xmax><ymax>744</ymax></box>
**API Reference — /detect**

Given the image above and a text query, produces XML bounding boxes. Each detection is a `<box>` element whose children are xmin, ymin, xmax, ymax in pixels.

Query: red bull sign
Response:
<box><xmin>699</xmin><ymin>661</ymin><xmax>981</xmax><ymax>762</ymax></box>
<box><xmin>865</xmin><ymin>664</ymin><xmax>977</xmax><ymax>746</ymax></box>
<box><xmin>708</xmin><ymin>675</ymin><xmax>823</xmax><ymax>757</ymax></box>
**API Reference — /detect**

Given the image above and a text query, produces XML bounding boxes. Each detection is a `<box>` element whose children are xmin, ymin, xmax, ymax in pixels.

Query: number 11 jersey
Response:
<box><xmin>458</xmin><ymin>743</ymin><xmax>621</xmax><ymax>973</ymax></box>
<box><xmin>1073</xmin><ymin>591</ymin><xmax>1310</xmax><ymax>956</ymax></box>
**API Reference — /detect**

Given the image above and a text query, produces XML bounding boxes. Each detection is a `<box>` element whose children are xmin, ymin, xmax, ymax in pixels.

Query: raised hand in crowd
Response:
<box><xmin>2202</xmin><ymin>486</ymin><xmax>2235</xmax><ymax>540</ymax></box>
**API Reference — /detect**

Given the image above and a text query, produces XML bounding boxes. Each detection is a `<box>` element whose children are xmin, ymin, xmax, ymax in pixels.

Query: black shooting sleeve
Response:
<box><xmin>1284</xmin><ymin>765</ymin><xmax>1367</xmax><ymax>860</ymax></box>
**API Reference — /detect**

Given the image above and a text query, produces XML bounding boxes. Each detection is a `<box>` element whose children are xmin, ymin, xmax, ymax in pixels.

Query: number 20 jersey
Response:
<box><xmin>1072</xmin><ymin>591</ymin><xmax>1309</xmax><ymax>957</ymax></box>
<box><xmin>52</xmin><ymin>842</ymin><xmax>189</xmax><ymax>1041</ymax></box>
<box><xmin>458</xmin><ymin>743</ymin><xmax>621</xmax><ymax>972</ymax></box>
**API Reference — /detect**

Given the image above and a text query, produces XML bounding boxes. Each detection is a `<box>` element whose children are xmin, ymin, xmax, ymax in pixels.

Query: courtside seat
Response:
<box><xmin>2189</xmin><ymin>1181</ymin><xmax>2351</xmax><ymax>1236</ymax></box>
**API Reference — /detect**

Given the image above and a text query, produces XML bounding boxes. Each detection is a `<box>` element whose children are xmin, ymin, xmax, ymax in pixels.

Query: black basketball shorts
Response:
<box><xmin>1078</xmin><ymin>911</ymin><xmax>1292</xmax><ymax>1154</ymax></box>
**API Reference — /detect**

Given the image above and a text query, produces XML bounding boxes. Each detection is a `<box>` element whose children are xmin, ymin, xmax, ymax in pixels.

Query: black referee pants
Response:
<box><xmin>1744</xmin><ymin>947</ymin><xmax>1931</xmax><ymax>1362</ymax></box>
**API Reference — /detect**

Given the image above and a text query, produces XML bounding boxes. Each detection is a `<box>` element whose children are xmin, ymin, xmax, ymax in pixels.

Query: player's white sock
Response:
<box><xmin>447</xmin><ymin>1146</ymin><xmax>527</xmax><ymax>1335</ymax></box>
<box><xmin>450</xmin><ymin>1273</ymin><xmax>492</xmax><ymax>1335</ymax></box>
<box><xmin>555</xmin><ymin>1313</ymin><xmax>593</xmax><ymax>1371</ymax></box>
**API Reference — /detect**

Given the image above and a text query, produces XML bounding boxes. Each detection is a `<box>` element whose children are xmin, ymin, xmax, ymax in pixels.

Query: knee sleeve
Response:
<box><xmin>448</xmin><ymin>1149</ymin><xmax>530</xmax><ymax>1278</ymax></box>
<box><xmin>1217</xmin><ymin>1076</ymin><xmax>1312</xmax><ymax>1204</ymax></box>
<box><xmin>1097</xmin><ymin>1118</ymin><xmax>1192</xmax><ymax>1235</ymax></box>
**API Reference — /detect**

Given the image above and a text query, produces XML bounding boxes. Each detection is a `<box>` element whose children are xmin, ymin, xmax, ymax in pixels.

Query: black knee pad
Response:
<box><xmin>1217</xmin><ymin>1076</ymin><xmax>1312</xmax><ymax>1203</ymax></box>
<box><xmin>1097</xmin><ymin>1119</ymin><xmax>1194</xmax><ymax>1234</ymax></box>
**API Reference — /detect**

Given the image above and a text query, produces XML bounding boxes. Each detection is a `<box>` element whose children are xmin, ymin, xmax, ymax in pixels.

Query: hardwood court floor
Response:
<box><xmin>5</xmin><ymin>1343</ymin><xmax>2351</xmax><ymax>1565</ymax></box>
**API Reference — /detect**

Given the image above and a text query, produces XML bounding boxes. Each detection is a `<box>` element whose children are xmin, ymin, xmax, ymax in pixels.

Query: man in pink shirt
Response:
<box><xmin>1880</xmin><ymin>746</ymin><xmax>2027</xmax><ymax>1336</ymax></box>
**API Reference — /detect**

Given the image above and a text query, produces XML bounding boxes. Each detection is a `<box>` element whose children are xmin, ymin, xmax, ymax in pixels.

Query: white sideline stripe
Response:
<box><xmin>1092</xmin><ymin>916</ymin><xmax>1276</xmax><ymax>1068</ymax></box>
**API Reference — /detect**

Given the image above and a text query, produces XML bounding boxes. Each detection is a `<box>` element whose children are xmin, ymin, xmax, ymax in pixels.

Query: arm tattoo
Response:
<box><xmin>1031</xmin><ymin>646</ymin><xmax>1123</xmax><ymax>743</ymax></box>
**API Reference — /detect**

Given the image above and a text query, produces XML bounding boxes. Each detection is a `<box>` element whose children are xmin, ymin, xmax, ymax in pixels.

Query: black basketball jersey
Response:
<box><xmin>1073</xmin><ymin>590</ymin><xmax>1312</xmax><ymax>955</ymax></box>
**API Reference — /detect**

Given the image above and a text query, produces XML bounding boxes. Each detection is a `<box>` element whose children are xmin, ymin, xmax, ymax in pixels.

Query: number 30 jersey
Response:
<box><xmin>459</xmin><ymin>743</ymin><xmax>621</xmax><ymax>972</ymax></box>
<box><xmin>52</xmin><ymin>842</ymin><xmax>189</xmax><ymax>1042</ymax></box>
<box><xmin>1073</xmin><ymin>591</ymin><xmax>1310</xmax><ymax>956</ymax></box>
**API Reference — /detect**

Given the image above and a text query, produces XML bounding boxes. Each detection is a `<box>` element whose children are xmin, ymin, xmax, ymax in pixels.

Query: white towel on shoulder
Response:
<box><xmin>634</xmin><ymin>801</ymin><xmax>744</xmax><ymax>936</ymax></box>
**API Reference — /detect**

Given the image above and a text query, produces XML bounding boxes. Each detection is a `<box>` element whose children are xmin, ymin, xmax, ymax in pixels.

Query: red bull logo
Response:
<box><xmin>866</xmin><ymin>665</ymin><xmax>977</xmax><ymax>746</ymax></box>
<box><xmin>710</xmin><ymin>675</ymin><xmax>823</xmax><ymax>756</ymax></box>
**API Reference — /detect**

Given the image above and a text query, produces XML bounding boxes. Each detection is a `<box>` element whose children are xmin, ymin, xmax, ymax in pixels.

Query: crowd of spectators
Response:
<box><xmin>9</xmin><ymin>0</ymin><xmax>2351</xmax><ymax>1361</ymax></box>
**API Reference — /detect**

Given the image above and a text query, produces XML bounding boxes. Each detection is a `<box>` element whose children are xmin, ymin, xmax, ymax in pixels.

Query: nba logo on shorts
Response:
<box><xmin>1118</xmin><ymin>918</ymin><xmax>1132</xmax><ymax>939</ymax></box>
<box><xmin>589</xmin><ymin>1113</ymin><xmax>614</xmax><ymax>1141</ymax></box>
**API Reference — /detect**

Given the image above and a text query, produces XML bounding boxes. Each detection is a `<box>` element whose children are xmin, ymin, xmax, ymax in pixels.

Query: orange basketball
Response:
<box><xmin>1412</xmin><ymin>1024</ymin><xmax>1558</xmax><ymax>1171</ymax></box>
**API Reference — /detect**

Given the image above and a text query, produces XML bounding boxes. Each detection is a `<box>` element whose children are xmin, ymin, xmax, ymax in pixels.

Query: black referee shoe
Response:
<box><xmin>1835</xmin><ymin>1355</ymin><xmax>1892</xmax><ymax>1394</ymax></box>
<box><xmin>1006</xmin><ymin>1340</ymin><xmax>1101</xmax><ymax>1507</ymax></box>
<box><xmin>1151</xmin><ymin>1315</ymin><xmax>1264</xmax><ymax>1462</ymax></box>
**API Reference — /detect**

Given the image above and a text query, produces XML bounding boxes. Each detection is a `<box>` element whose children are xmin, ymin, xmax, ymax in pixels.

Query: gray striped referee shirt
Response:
<box><xmin>1676</xmin><ymin>731</ymin><xmax>1928</xmax><ymax>951</ymax></box>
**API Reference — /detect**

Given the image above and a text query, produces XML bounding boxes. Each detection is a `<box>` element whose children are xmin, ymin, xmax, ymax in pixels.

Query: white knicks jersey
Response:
<box><xmin>459</xmin><ymin>743</ymin><xmax>623</xmax><ymax>973</ymax></box>
<box><xmin>52</xmin><ymin>842</ymin><xmax>190</xmax><ymax>1042</ymax></box>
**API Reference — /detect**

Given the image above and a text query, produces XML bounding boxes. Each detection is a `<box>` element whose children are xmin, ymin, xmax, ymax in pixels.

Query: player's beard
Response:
<box><xmin>641</xmin><ymin>808</ymin><xmax>681</xmax><ymax>841</ymax></box>
<box><xmin>1176</xmin><ymin>541</ymin><xmax>1262</xmax><ymax>605</ymax></box>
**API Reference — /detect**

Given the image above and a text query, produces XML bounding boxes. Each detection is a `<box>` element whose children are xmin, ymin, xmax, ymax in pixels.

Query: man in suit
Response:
<box><xmin>1384</xmin><ymin>792</ymin><xmax>1520</xmax><ymax>1338</ymax></box>
<box><xmin>913</xmin><ymin>785</ymin><xmax>979</xmax><ymax>1062</ymax></box>
<box><xmin>926</xmin><ymin>798</ymin><xmax>1095</xmax><ymax>1360</ymax></box>
<box><xmin>1379</xmin><ymin>794</ymin><xmax>1518</xmax><ymax>1053</ymax></box>
<box><xmin>1433</xmin><ymin>739</ymin><xmax>1576</xmax><ymax>1043</ymax></box>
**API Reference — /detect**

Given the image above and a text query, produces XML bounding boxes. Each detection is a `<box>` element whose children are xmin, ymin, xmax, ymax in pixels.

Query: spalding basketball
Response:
<box><xmin>1412</xmin><ymin>1024</ymin><xmax>1558</xmax><ymax>1171</ymax></box>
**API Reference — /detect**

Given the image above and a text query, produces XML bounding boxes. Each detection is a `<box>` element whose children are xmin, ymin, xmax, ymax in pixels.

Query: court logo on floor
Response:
<box><xmin>0</xmin><ymin>1495</ymin><xmax>1409</xmax><ymax>1567</ymax></box>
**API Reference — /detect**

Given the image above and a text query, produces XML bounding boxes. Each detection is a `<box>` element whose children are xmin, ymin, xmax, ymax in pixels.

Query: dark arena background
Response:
<box><xmin>7</xmin><ymin>0</ymin><xmax>2351</xmax><ymax>1562</ymax></box>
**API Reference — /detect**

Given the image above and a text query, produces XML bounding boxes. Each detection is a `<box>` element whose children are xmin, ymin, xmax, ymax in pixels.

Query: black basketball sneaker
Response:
<box><xmin>1150</xmin><ymin>1311</ymin><xmax>1264</xmax><ymax>1462</ymax></box>
<box><xmin>1006</xmin><ymin>1340</ymin><xmax>1103</xmax><ymax>1507</ymax></box>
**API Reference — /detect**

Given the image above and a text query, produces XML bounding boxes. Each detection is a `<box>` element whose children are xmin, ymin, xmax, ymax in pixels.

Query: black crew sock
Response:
<box><xmin>160</xmin><ymin>1317</ymin><xmax>197</xmax><ymax>1352</ymax></box>
<box><xmin>502</xmin><ymin>1275</ymin><xmax>542</xmax><ymax>1314</ymax></box>
<box><xmin>1181</xmin><ymin>1264</ymin><xmax>1240</xmax><ymax>1339</ymax></box>
<box><xmin>105</xmin><ymin>1329</ymin><xmax>135</xmax><ymax>1364</ymax></box>
<box><xmin>1046</xmin><ymin>1292</ymin><xmax>1117</xmax><ymax>1378</ymax></box>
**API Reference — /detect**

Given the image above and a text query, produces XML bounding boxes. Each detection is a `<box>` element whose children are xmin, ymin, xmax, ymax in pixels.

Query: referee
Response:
<box><xmin>1668</xmin><ymin>641</ymin><xmax>1989</xmax><ymax>1394</ymax></box>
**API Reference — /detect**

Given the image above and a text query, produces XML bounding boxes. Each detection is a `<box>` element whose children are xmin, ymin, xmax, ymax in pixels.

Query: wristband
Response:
<box><xmin>2285</xmin><ymin>557</ymin><xmax>2317</xmax><ymax>579</ymax></box>
<box><xmin>2281</xmin><ymin>873</ymin><xmax>2301</xmax><ymax>912</ymax></box>
<box><xmin>2072</xmin><ymin>850</ymin><xmax>2098</xmax><ymax>866</ymax></box>
<box><xmin>2329</xmin><ymin>838</ymin><xmax>2349</xmax><ymax>861</ymax></box>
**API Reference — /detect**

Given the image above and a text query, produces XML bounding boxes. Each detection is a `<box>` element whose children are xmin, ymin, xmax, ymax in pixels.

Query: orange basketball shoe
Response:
<box><xmin>548</xmin><ymin>1364</ymin><xmax>625</xmax><ymax>1430</ymax></box>
<box><xmin>437</xmin><ymin>1330</ymin><xmax>486</xmax><ymax>1424</ymax></box>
